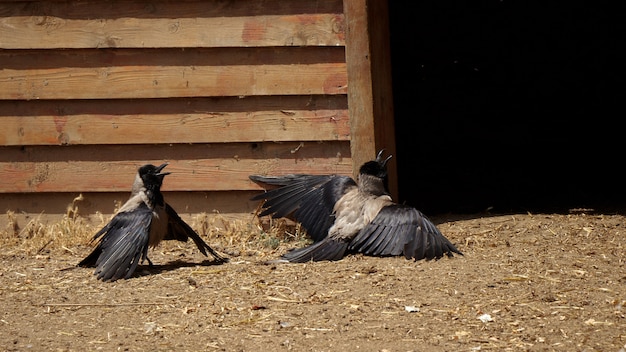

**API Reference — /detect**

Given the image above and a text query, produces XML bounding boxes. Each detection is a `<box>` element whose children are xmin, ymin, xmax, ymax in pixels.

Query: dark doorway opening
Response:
<box><xmin>389</xmin><ymin>2</ymin><xmax>625</xmax><ymax>214</ymax></box>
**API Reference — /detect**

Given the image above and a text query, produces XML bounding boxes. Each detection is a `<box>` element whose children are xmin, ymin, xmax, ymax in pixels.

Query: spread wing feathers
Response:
<box><xmin>164</xmin><ymin>204</ymin><xmax>227</xmax><ymax>263</ymax></box>
<box><xmin>349</xmin><ymin>205</ymin><xmax>463</xmax><ymax>260</ymax></box>
<box><xmin>78</xmin><ymin>205</ymin><xmax>152</xmax><ymax>281</ymax></box>
<box><xmin>281</xmin><ymin>237</ymin><xmax>350</xmax><ymax>263</ymax></box>
<box><xmin>249</xmin><ymin>174</ymin><xmax>357</xmax><ymax>242</ymax></box>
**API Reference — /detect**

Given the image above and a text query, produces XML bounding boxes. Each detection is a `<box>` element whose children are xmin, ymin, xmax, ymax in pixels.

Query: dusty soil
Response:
<box><xmin>1</xmin><ymin>212</ymin><xmax>625</xmax><ymax>352</ymax></box>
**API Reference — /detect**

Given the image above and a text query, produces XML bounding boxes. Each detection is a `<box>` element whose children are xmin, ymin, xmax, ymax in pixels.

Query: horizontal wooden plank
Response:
<box><xmin>0</xmin><ymin>96</ymin><xmax>349</xmax><ymax>145</ymax></box>
<box><xmin>0</xmin><ymin>47</ymin><xmax>348</xmax><ymax>99</ymax></box>
<box><xmin>0</xmin><ymin>109</ymin><xmax>350</xmax><ymax>145</ymax></box>
<box><xmin>0</xmin><ymin>142</ymin><xmax>353</xmax><ymax>193</ymax></box>
<box><xmin>0</xmin><ymin>0</ymin><xmax>345</xmax><ymax>49</ymax></box>
<box><xmin>0</xmin><ymin>190</ymin><xmax>265</xmax><ymax>228</ymax></box>
<box><xmin>0</xmin><ymin>63</ymin><xmax>347</xmax><ymax>100</ymax></box>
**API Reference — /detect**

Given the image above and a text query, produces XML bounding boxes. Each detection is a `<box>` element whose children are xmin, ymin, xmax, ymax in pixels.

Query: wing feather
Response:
<box><xmin>250</xmin><ymin>174</ymin><xmax>356</xmax><ymax>242</ymax></box>
<box><xmin>350</xmin><ymin>205</ymin><xmax>463</xmax><ymax>260</ymax></box>
<box><xmin>82</xmin><ymin>205</ymin><xmax>152</xmax><ymax>281</ymax></box>
<box><xmin>281</xmin><ymin>237</ymin><xmax>350</xmax><ymax>263</ymax></box>
<box><xmin>164</xmin><ymin>204</ymin><xmax>227</xmax><ymax>263</ymax></box>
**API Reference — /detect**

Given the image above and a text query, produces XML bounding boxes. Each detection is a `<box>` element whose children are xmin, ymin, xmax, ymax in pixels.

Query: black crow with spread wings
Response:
<box><xmin>250</xmin><ymin>150</ymin><xmax>462</xmax><ymax>263</ymax></box>
<box><xmin>79</xmin><ymin>163</ymin><xmax>226</xmax><ymax>281</ymax></box>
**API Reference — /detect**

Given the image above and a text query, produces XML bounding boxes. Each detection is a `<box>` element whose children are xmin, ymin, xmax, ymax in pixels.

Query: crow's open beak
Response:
<box><xmin>376</xmin><ymin>149</ymin><xmax>393</xmax><ymax>167</ymax></box>
<box><xmin>382</xmin><ymin>154</ymin><xmax>392</xmax><ymax>168</ymax></box>
<box><xmin>155</xmin><ymin>163</ymin><xmax>171</xmax><ymax>176</ymax></box>
<box><xmin>376</xmin><ymin>149</ymin><xmax>385</xmax><ymax>161</ymax></box>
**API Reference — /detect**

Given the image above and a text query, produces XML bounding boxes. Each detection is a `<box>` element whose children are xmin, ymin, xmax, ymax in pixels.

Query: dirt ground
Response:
<box><xmin>1</xmin><ymin>211</ymin><xmax>625</xmax><ymax>352</ymax></box>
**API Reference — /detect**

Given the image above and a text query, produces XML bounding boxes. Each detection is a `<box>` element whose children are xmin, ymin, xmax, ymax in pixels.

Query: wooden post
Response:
<box><xmin>343</xmin><ymin>0</ymin><xmax>398</xmax><ymax>200</ymax></box>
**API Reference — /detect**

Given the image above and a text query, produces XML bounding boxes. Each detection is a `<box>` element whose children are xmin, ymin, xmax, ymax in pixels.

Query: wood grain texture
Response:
<box><xmin>0</xmin><ymin>97</ymin><xmax>350</xmax><ymax>145</ymax></box>
<box><xmin>0</xmin><ymin>111</ymin><xmax>350</xmax><ymax>145</ymax></box>
<box><xmin>344</xmin><ymin>0</ymin><xmax>376</xmax><ymax>178</ymax></box>
<box><xmin>365</xmin><ymin>0</ymin><xmax>397</xmax><ymax>200</ymax></box>
<box><xmin>0</xmin><ymin>47</ymin><xmax>348</xmax><ymax>99</ymax></box>
<box><xmin>0</xmin><ymin>62</ymin><xmax>347</xmax><ymax>99</ymax></box>
<box><xmin>0</xmin><ymin>0</ymin><xmax>395</xmax><ymax>221</ymax></box>
<box><xmin>0</xmin><ymin>95</ymin><xmax>349</xmax><ymax>144</ymax></box>
<box><xmin>343</xmin><ymin>0</ymin><xmax>397</xmax><ymax>199</ymax></box>
<box><xmin>0</xmin><ymin>142</ymin><xmax>352</xmax><ymax>193</ymax></box>
<box><xmin>0</xmin><ymin>1</ymin><xmax>345</xmax><ymax>49</ymax></box>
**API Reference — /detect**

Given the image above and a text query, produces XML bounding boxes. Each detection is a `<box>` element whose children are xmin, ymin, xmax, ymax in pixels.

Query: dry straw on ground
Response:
<box><xmin>1</xmin><ymin>197</ymin><xmax>625</xmax><ymax>351</ymax></box>
<box><xmin>0</xmin><ymin>193</ymin><xmax>309</xmax><ymax>259</ymax></box>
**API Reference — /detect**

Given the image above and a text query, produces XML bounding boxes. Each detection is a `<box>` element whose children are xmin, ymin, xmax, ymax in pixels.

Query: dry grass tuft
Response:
<box><xmin>0</xmin><ymin>195</ymin><xmax>310</xmax><ymax>259</ymax></box>
<box><xmin>189</xmin><ymin>212</ymin><xmax>310</xmax><ymax>259</ymax></box>
<box><xmin>1</xmin><ymin>194</ymin><xmax>102</xmax><ymax>255</ymax></box>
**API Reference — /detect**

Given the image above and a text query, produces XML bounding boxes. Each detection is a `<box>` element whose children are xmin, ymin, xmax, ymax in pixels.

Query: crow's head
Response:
<box><xmin>359</xmin><ymin>149</ymin><xmax>392</xmax><ymax>179</ymax></box>
<box><xmin>138</xmin><ymin>163</ymin><xmax>170</xmax><ymax>188</ymax></box>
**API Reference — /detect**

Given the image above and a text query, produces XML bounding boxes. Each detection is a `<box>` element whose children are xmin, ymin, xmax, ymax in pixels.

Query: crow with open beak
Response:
<box><xmin>249</xmin><ymin>150</ymin><xmax>462</xmax><ymax>263</ymax></box>
<box><xmin>79</xmin><ymin>163</ymin><xmax>227</xmax><ymax>281</ymax></box>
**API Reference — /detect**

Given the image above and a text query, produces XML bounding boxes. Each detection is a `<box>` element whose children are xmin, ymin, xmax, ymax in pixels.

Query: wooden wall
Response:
<box><xmin>0</xmin><ymin>0</ymin><xmax>395</xmax><ymax>226</ymax></box>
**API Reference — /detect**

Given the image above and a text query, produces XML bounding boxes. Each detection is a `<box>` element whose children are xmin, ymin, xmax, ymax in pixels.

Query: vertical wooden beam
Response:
<box><xmin>343</xmin><ymin>0</ymin><xmax>397</xmax><ymax>199</ymax></box>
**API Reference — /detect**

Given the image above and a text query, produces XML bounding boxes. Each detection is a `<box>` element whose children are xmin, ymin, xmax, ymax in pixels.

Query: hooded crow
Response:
<box><xmin>249</xmin><ymin>150</ymin><xmax>462</xmax><ymax>263</ymax></box>
<box><xmin>78</xmin><ymin>163</ymin><xmax>226</xmax><ymax>281</ymax></box>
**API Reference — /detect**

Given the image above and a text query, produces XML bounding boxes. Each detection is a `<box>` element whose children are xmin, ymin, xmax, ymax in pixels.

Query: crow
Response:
<box><xmin>78</xmin><ymin>163</ymin><xmax>226</xmax><ymax>281</ymax></box>
<box><xmin>249</xmin><ymin>150</ymin><xmax>462</xmax><ymax>263</ymax></box>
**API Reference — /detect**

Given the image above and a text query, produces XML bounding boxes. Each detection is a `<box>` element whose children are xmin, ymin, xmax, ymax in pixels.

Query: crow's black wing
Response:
<box><xmin>249</xmin><ymin>174</ymin><xmax>356</xmax><ymax>242</ymax></box>
<box><xmin>280</xmin><ymin>237</ymin><xmax>350</xmax><ymax>263</ymax></box>
<box><xmin>349</xmin><ymin>204</ymin><xmax>463</xmax><ymax>260</ymax></box>
<box><xmin>79</xmin><ymin>205</ymin><xmax>152</xmax><ymax>281</ymax></box>
<box><xmin>164</xmin><ymin>203</ymin><xmax>227</xmax><ymax>263</ymax></box>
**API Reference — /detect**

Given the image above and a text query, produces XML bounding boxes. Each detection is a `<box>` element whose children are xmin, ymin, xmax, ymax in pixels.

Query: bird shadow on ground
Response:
<box><xmin>133</xmin><ymin>258</ymin><xmax>225</xmax><ymax>279</ymax></box>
